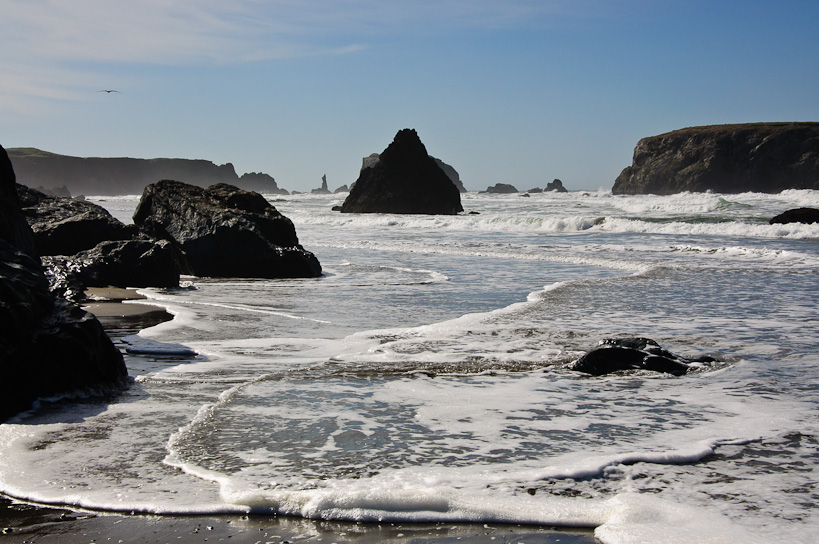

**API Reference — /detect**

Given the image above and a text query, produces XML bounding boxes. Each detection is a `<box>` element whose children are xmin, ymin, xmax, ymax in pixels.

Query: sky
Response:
<box><xmin>2</xmin><ymin>0</ymin><xmax>818</xmax><ymax>192</ymax></box>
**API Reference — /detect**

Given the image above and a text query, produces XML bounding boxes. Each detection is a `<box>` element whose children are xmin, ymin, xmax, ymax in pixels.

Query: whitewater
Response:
<box><xmin>1</xmin><ymin>189</ymin><xmax>818</xmax><ymax>543</ymax></box>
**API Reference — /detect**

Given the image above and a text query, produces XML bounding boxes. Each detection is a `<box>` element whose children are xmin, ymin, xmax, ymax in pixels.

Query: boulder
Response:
<box><xmin>769</xmin><ymin>207</ymin><xmax>819</xmax><ymax>225</ymax></box>
<box><xmin>340</xmin><ymin>129</ymin><xmax>463</xmax><ymax>214</ymax></box>
<box><xmin>567</xmin><ymin>337</ymin><xmax>715</xmax><ymax>376</ymax></box>
<box><xmin>17</xmin><ymin>184</ymin><xmax>136</xmax><ymax>256</ymax></box>
<box><xmin>133</xmin><ymin>180</ymin><xmax>321</xmax><ymax>278</ymax></box>
<box><xmin>482</xmin><ymin>183</ymin><xmax>519</xmax><ymax>194</ymax></box>
<box><xmin>613</xmin><ymin>123</ymin><xmax>819</xmax><ymax>195</ymax></box>
<box><xmin>1</xmin><ymin>145</ymin><xmax>126</xmax><ymax>421</ymax></box>
<box><xmin>545</xmin><ymin>179</ymin><xmax>568</xmax><ymax>192</ymax></box>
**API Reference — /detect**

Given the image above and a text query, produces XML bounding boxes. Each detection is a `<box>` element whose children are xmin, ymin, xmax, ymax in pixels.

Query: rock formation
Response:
<box><xmin>7</xmin><ymin>148</ymin><xmax>288</xmax><ymax>196</ymax></box>
<box><xmin>333</xmin><ymin>184</ymin><xmax>350</xmax><ymax>194</ymax></box>
<box><xmin>133</xmin><ymin>180</ymin><xmax>321</xmax><ymax>278</ymax></box>
<box><xmin>340</xmin><ymin>129</ymin><xmax>463</xmax><ymax>214</ymax></box>
<box><xmin>311</xmin><ymin>174</ymin><xmax>332</xmax><ymax>195</ymax></box>
<box><xmin>769</xmin><ymin>207</ymin><xmax>819</xmax><ymax>225</ymax></box>
<box><xmin>545</xmin><ymin>179</ymin><xmax>568</xmax><ymax>192</ymax></box>
<box><xmin>613</xmin><ymin>123</ymin><xmax>819</xmax><ymax>195</ymax></box>
<box><xmin>1</xmin><ymin>145</ymin><xmax>127</xmax><ymax>421</ymax></box>
<box><xmin>432</xmin><ymin>158</ymin><xmax>466</xmax><ymax>193</ymax></box>
<box><xmin>481</xmin><ymin>183</ymin><xmax>519</xmax><ymax>194</ymax></box>
<box><xmin>567</xmin><ymin>337</ymin><xmax>716</xmax><ymax>376</ymax></box>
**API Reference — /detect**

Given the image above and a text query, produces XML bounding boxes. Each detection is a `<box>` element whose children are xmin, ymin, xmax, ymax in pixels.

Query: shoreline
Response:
<box><xmin>1</xmin><ymin>287</ymin><xmax>599</xmax><ymax>543</ymax></box>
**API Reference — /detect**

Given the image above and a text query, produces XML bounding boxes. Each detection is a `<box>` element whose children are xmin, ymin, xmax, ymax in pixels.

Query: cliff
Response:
<box><xmin>7</xmin><ymin>148</ymin><xmax>286</xmax><ymax>196</ymax></box>
<box><xmin>612</xmin><ymin>123</ymin><xmax>819</xmax><ymax>195</ymax></box>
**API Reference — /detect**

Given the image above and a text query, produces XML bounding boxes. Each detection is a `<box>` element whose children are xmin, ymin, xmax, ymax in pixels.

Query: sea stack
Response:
<box><xmin>340</xmin><ymin>129</ymin><xmax>463</xmax><ymax>214</ymax></box>
<box><xmin>613</xmin><ymin>123</ymin><xmax>819</xmax><ymax>195</ymax></box>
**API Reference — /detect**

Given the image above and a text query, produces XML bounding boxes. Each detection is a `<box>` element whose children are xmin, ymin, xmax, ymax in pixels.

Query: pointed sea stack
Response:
<box><xmin>340</xmin><ymin>129</ymin><xmax>463</xmax><ymax>214</ymax></box>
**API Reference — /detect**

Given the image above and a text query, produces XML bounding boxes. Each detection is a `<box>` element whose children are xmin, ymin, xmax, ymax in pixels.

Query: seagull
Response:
<box><xmin>97</xmin><ymin>89</ymin><xmax>120</xmax><ymax>93</ymax></box>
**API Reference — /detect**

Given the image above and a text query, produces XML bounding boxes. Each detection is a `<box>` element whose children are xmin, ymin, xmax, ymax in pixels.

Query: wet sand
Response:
<box><xmin>1</xmin><ymin>287</ymin><xmax>598</xmax><ymax>543</ymax></box>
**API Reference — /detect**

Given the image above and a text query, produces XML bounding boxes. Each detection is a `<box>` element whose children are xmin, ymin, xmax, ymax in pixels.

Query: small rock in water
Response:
<box><xmin>567</xmin><ymin>337</ymin><xmax>715</xmax><ymax>376</ymax></box>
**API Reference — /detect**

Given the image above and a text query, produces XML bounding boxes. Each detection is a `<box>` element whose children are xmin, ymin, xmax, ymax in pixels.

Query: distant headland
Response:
<box><xmin>613</xmin><ymin>122</ymin><xmax>819</xmax><ymax>195</ymax></box>
<box><xmin>6</xmin><ymin>148</ymin><xmax>288</xmax><ymax>196</ymax></box>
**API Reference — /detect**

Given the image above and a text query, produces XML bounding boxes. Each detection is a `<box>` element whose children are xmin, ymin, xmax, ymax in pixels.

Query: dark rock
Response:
<box><xmin>769</xmin><ymin>207</ymin><xmax>819</xmax><ymax>225</ymax></box>
<box><xmin>526</xmin><ymin>188</ymin><xmax>543</xmax><ymax>194</ymax></box>
<box><xmin>334</xmin><ymin>185</ymin><xmax>350</xmax><ymax>194</ymax></box>
<box><xmin>311</xmin><ymin>175</ymin><xmax>332</xmax><ymax>195</ymax></box>
<box><xmin>1</xmin><ymin>145</ymin><xmax>126</xmax><ymax>421</ymax></box>
<box><xmin>613</xmin><ymin>123</ymin><xmax>819</xmax><ymax>195</ymax></box>
<box><xmin>481</xmin><ymin>183</ymin><xmax>519</xmax><ymax>194</ymax></box>
<box><xmin>520</xmin><ymin>193</ymin><xmax>531</xmax><ymax>197</ymax></box>
<box><xmin>567</xmin><ymin>337</ymin><xmax>715</xmax><ymax>376</ymax></box>
<box><xmin>44</xmin><ymin>239</ymin><xmax>181</xmax><ymax>302</ymax></box>
<box><xmin>133</xmin><ymin>180</ymin><xmax>321</xmax><ymax>278</ymax></box>
<box><xmin>545</xmin><ymin>179</ymin><xmax>568</xmax><ymax>192</ymax></box>
<box><xmin>340</xmin><ymin>129</ymin><xmax>463</xmax><ymax>214</ymax></box>
<box><xmin>432</xmin><ymin>157</ymin><xmax>466</xmax><ymax>192</ymax></box>
<box><xmin>34</xmin><ymin>184</ymin><xmax>72</xmax><ymax>198</ymax></box>
<box><xmin>17</xmin><ymin>184</ymin><xmax>136</xmax><ymax>256</ymax></box>
<box><xmin>237</xmin><ymin>172</ymin><xmax>289</xmax><ymax>195</ymax></box>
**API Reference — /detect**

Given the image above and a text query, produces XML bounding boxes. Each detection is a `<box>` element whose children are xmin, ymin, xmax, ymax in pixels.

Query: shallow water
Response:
<box><xmin>2</xmin><ymin>189</ymin><xmax>818</xmax><ymax>543</ymax></box>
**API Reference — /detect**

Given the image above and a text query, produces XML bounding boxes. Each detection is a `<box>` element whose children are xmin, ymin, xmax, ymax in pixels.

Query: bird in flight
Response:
<box><xmin>97</xmin><ymin>89</ymin><xmax>120</xmax><ymax>93</ymax></box>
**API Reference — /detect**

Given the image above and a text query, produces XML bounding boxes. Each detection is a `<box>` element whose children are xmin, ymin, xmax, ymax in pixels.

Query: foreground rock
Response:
<box><xmin>567</xmin><ymin>337</ymin><xmax>716</xmax><ymax>376</ymax></box>
<box><xmin>17</xmin><ymin>184</ymin><xmax>136</xmax><ymax>255</ymax></box>
<box><xmin>340</xmin><ymin>129</ymin><xmax>463</xmax><ymax>214</ymax></box>
<box><xmin>1</xmin><ymin>145</ymin><xmax>126</xmax><ymax>422</ymax></box>
<box><xmin>134</xmin><ymin>180</ymin><xmax>321</xmax><ymax>278</ymax></box>
<box><xmin>769</xmin><ymin>207</ymin><xmax>819</xmax><ymax>225</ymax></box>
<box><xmin>613</xmin><ymin>123</ymin><xmax>819</xmax><ymax>195</ymax></box>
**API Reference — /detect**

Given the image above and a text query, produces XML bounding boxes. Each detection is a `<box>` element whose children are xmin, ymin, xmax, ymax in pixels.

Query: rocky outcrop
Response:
<box><xmin>1</xmin><ymin>145</ymin><xmax>127</xmax><ymax>422</ymax></box>
<box><xmin>8</xmin><ymin>148</ymin><xmax>287</xmax><ymax>196</ymax></box>
<box><xmin>482</xmin><ymin>183</ymin><xmax>518</xmax><ymax>194</ymax></box>
<box><xmin>432</xmin><ymin>158</ymin><xmax>466</xmax><ymax>193</ymax></box>
<box><xmin>17</xmin><ymin>184</ymin><xmax>137</xmax><ymax>255</ymax></box>
<box><xmin>340</xmin><ymin>130</ymin><xmax>463</xmax><ymax>214</ymax></box>
<box><xmin>311</xmin><ymin>175</ymin><xmax>332</xmax><ymax>194</ymax></box>
<box><xmin>133</xmin><ymin>180</ymin><xmax>321</xmax><ymax>278</ymax></box>
<box><xmin>545</xmin><ymin>179</ymin><xmax>568</xmax><ymax>193</ymax></box>
<box><xmin>613</xmin><ymin>123</ymin><xmax>819</xmax><ymax>195</ymax></box>
<box><xmin>769</xmin><ymin>207</ymin><xmax>819</xmax><ymax>225</ymax></box>
<box><xmin>333</xmin><ymin>184</ymin><xmax>350</xmax><ymax>194</ymax></box>
<box><xmin>567</xmin><ymin>338</ymin><xmax>716</xmax><ymax>376</ymax></box>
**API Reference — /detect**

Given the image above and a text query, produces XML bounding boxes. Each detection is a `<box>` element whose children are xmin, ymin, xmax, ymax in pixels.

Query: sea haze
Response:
<box><xmin>1</xmin><ymin>189</ymin><xmax>818</xmax><ymax>544</ymax></box>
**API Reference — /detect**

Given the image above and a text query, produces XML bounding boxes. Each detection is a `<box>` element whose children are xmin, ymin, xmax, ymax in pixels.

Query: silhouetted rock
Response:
<box><xmin>481</xmin><ymin>183</ymin><xmax>518</xmax><ymax>194</ymax></box>
<box><xmin>17</xmin><ymin>184</ymin><xmax>137</xmax><ymax>256</ymax></box>
<box><xmin>613</xmin><ymin>123</ymin><xmax>819</xmax><ymax>195</ymax></box>
<box><xmin>311</xmin><ymin>174</ymin><xmax>332</xmax><ymax>194</ymax></box>
<box><xmin>1</xmin><ymin>145</ymin><xmax>126</xmax><ymax>421</ymax></box>
<box><xmin>133</xmin><ymin>180</ymin><xmax>321</xmax><ymax>278</ymax></box>
<box><xmin>334</xmin><ymin>184</ymin><xmax>350</xmax><ymax>194</ymax></box>
<box><xmin>769</xmin><ymin>207</ymin><xmax>819</xmax><ymax>225</ymax></box>
<box><xmin>7</xmin><ymin>147</ymin><xmax>288</xmax><ymax>196</ymax></box>
<box><xmin>340</xmin><ymin>130</ymin><xmax>463</xmax><ymax>214</ymax></box>
<box><xmin>432</xmin><ymin>157</ymin><xmax>466</xmax><ymax>192</ymax></box>
<box><xmin>567</xmin><ymin>337</ymin><xmax>716</xmax><ymax>376</ymax></box>
<box><xmin>526</xmin><ymin>188</ymin><xmax>543</xmax><ymax>194</ymax></box>
<box><xmin>545</xmin><ymin>179</ymin><xmax>568</xmax><ymax>192</ymax></box>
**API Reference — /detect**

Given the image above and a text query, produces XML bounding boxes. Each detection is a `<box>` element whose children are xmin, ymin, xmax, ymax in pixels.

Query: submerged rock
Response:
<box><xmin>769</xmin><ymin>207</ymin><xmax>819</xmax><ymax>225</ymax></box>
<box><xmin>567</xmin><ymin>337</ymin><xmax>716</xmax><ymax>376</ymax></box>
<box><xmin>1</xmin><ymin>145</ymin><xmax>126</xmax><ymax>422</ymax></box>
<box><xmin>613</xmin><ymin>123</ymin><xmax>819</xmax><ymax>195</ymax></box>
<box><xmin>133</xmin><ymin>180</ymin><xmax>321</xmax><ymax>278</ymax></box>
<box><xmin>340</xmin><ymin>129</ymin><xmax>463</xmax><ymax>214</ymax></box>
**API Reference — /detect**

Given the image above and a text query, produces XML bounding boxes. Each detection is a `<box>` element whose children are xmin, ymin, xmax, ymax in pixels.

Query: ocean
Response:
<box><xmin>1</xmin><ymin>189</ymin><xmax>818</xmax><ymax>543</ymax></box>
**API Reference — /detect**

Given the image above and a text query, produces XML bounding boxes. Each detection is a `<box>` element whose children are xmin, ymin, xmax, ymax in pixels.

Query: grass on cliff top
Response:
<box><xmin>657</xmin><ymin>121</ymin><xmax>819</xmax><ymax>139</ymax></box>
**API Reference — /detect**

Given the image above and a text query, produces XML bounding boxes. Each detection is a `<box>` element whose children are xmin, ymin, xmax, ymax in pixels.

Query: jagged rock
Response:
<box><xmin>334</xmin><ymin>184</ymin><xmax>350</xmax><ymax>194</ymax></box>
<box><xmin>481</xmin><ymin>183</ymin><xmax>519</xmax><ymax>194</ymax></box>
<box><xmin>545</xmin><ymin>179</ymin><xmax>568</xmax><ymax>192</ymax></box>
<box><xmin>1</xmin><ymin>145</ymin><xmax>126</xmax><ymax>421</ymax></box>
<box><xmin>613</xmin><ymin>123</ymin><xmax>819</xmax><ymax>195</ymax></box>
<box><xmin>311</xmin><ymin>174</ymin><xmax>332</xmax><ymax>195</ymax></box>
<box><xmin>769</xmin><ymin>207</ymin><xmax>819</xmax><ymax>225</ymax></box>
<box><xmin>567</xmin><ymin>337</ymin><xmax>716</xmax><ymax>376</ymax></box>
<box><xmin>17</xmin><ymin>184</ymin><xmax>136</xmax><ymax>256</ymax></box>
<box><xmin>340</xmin><ymin>129</ymin><xmax>463</xmax><ymax>214</ymax></box>
<box><xmin>34</xmin><ymin>184</ymin><xmax>71</xmax><ymax>198</ymax></box>
<box><xmin>432</xmin><ymin>158</ymin><xmax>466</xmax><ymax>193</ymax></box>
<box><xmin>133</xmin><ymin>180</ymin><xmax>321</xmax><ymax>278</ymax></box>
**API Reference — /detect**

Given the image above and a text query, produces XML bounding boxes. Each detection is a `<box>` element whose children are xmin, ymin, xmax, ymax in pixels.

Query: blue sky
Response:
<box><xmin>2</xmin><ymin>1</ymin><xmax>818</xmax><ymax>192</ymax></box>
